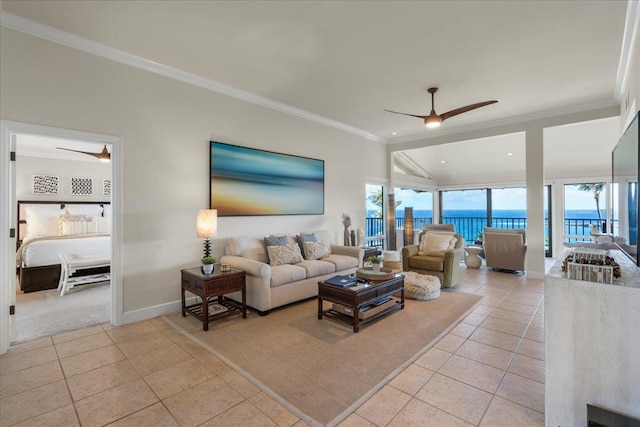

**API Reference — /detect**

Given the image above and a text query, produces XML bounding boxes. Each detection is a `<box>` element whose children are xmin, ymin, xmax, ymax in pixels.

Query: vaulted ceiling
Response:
<box><xmin>2</xmin><ymin>1</ymin><xmax>632</xmax><ymax>184</ymax></box>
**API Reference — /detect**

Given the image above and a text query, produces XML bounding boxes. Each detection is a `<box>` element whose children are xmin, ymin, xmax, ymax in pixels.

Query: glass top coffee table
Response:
<box><xmin>317</xmin><ymin>274</ymin><xmax>404</xmax><ymax>332</ymax></box>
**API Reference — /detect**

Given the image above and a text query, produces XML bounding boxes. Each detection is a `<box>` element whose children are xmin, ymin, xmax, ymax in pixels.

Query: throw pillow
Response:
<box><xmin>419</xmin><ymin>232</ymin><xmax>456</xmax><ymax>255</ymax></box>
<box><xmin>267</xmin><ymin>244</ymin><xmax>304</xmax><ymax>266</ymax></box>
<box><xmin>90</xmin><ymin>216</ymin><xmax>112</xmax><ymax>233</ymax></box>
<box><xmin>57</xmin><ymin>214</ymin><xmax>87</xmax><ymax>235</ymax></box>
<box><xmin>303</xmin><ymin>241</ymin><xmax>330</xmax><ymax>260</ymax></box>
<box><xmin>297</xmin><ymin>233</ymin><xmax>317</xmax><ymax>257</ymax></box>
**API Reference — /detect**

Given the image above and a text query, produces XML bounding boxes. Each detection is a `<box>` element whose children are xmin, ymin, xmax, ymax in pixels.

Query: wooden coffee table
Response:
<box><xmin>318</xmin><ymin>274</ymin><xmax>404</xmax><ymax>332</ymax></box>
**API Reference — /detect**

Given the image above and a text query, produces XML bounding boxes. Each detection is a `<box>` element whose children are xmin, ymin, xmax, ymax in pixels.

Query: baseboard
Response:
<box><xmin>526</xmin><ymin>271</ymin><xmax>545</xmax><ymax>280</ymax></box>
<box><xmin>122</xmin><ymin>296</ymin><xmax>198</xmax><ymax>324</ymax></box>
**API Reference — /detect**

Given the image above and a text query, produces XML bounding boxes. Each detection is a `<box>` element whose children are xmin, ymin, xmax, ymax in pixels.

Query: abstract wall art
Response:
<box><xmin>210</xmin><ymin>142</ymin><xmax>324</xmax><ymax>216</ymax></box>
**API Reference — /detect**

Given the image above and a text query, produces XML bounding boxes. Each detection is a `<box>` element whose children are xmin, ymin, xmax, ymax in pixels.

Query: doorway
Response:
<box><xmin>0</xmin><ymin>121</ymin><xmax>123</xmax><ymax>354</ymax></box>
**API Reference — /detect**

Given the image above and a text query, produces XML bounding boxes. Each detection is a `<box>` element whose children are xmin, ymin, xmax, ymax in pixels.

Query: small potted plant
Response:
<box><xmin>368</xmin><ymin>255</ymin><xmax>383</xmax><ymax>273</ymax></box>
<box><xmin>201</xmin><ymin>256</ymin><xmax>216</xmax><ymax>275</ymax></box>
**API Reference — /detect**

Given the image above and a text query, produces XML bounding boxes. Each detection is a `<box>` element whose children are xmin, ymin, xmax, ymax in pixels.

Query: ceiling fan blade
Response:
<box><xmin>56</xmin><ymin>145</ymin><xmax>111</xmax><ymax>161</ymax></box>
<box><xmin>440</xmin><ymin>100</ymin><xmax>497</xmax><ymax>121</ymax></box>
<box><xmin>384</xmin><ymin>109</ymin><xmax>428</xmax><ymax>120</ymax></box>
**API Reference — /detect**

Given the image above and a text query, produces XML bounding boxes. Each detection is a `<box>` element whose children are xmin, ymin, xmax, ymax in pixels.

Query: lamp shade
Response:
<box><xmin>196</xmin><ymin>209</ymin><xmax>218</xmax><ymax>238</ymax></box>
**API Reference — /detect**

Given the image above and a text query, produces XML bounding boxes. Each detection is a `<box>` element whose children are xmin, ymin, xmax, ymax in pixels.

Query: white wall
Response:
<box><xmin>15</xmin><ymin>155</ymin><xmax>111</xmax><ymax>202</ymax></box>
<box><xmin>0</xmin><ymin>28</ymin><xmax>388</xmax><ymax>315</ymax></box>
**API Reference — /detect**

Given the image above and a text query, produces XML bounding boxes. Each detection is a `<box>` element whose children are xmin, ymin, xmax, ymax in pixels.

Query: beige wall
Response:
<box><xmin>16</xmin><ymin>155</ymin><xmax>111</xmax><ymax>202</ymax></box>
<box><xmin>0</xmin><ymin>28</ymin><xmax>388</xmax><ymax>314</ymax></box>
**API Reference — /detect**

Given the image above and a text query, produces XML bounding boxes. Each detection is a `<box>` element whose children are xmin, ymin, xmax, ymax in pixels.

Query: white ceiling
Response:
<box><xmin>2</xmin><ymin>1</ymin><xmax>631</xmax><ymax>183</ymax></box>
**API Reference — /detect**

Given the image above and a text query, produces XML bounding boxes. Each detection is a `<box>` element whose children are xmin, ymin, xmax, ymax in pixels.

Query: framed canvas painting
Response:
<box><xmin>210</xmin><ymin>142</ymin><xmax>324</xmax><ymax>216</ymax></box>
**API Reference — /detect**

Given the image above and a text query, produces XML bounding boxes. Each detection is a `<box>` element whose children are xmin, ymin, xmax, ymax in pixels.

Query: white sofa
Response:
<box><xmin>220</xmin><ymin>230</ymin><xmax>364</xmax><ymax>315</ymax></box>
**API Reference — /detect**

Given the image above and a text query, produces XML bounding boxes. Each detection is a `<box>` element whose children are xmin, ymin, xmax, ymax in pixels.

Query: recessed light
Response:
<box><xmin>391</xmin><ymin>132</ymin><xmax>397</xmax><ymax>136</ymax></box>
<box><xmin>507</xmin><ymin>152</ymin><xmax>513</xmax><ymax>156</ymax></box>
<box><xmin>440</xmin><ymin>160</ymin><xmax>446</xmax><ymax>163</ymax></box>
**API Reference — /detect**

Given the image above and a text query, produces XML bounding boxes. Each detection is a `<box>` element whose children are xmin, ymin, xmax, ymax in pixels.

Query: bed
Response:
<box><xmin>16</xmin><ymin>200</ymin><xmax>111</xmax><ymax>293</ymax></box>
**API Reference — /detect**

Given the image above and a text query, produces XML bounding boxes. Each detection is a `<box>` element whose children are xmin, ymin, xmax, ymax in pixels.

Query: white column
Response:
<box><xmin>526</xmin><ymin>126</ymin><xmax>546</xmax><ymax>279</ymax></box>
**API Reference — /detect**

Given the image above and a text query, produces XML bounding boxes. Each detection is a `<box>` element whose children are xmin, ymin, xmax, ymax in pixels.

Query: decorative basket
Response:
<box><xmin>356</xmin><ymin>267</ymin><xmax>395</xmax><ymax>281</ymax></box>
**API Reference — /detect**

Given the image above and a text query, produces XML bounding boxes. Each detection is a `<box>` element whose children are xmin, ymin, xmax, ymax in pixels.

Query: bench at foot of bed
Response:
<box><xmin>59</xmin><ymin>255</ymin><xmax>111</xmax><ymax>296</ymax></box>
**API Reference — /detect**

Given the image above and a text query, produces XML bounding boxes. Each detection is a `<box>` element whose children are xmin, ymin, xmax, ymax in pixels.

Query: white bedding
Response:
<box><xmin>19</xmin><ymin>235</ymin><xmax>111</xmax><ymax>267</ymax></box>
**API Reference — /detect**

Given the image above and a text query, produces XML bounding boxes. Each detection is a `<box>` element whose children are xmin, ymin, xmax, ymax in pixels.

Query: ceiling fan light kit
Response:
<box><xmin>385</xmin><ymin>87</ymin><xmax>497</xmax><ymax>130</ymax></box>
<box><xmin>56</xmin><ymin>144</ymin><xmax>111</xmax><ymax>162</ymax></box>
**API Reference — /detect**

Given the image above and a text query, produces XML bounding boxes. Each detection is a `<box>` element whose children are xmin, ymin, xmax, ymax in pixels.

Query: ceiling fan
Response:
<box><xmin>56</xmin><ymin>144</ymin><xmax>111</xmax><ymax>162</ymax></box>
<box><xmin>385</xmin><ymin>87</ymin><xmax>497</xmax><ymax>129</ymax></box>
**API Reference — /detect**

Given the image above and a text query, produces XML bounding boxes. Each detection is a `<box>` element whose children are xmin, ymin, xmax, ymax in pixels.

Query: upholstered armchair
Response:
<box><xmin>482</xmin><ymin>227</ymin><xmax>527</xmax><ymax>272</ymax></box>
<box><xmin>401</xmin><ymin>224</ymin><xmax>464</xmax><ymax>288</ymax></box>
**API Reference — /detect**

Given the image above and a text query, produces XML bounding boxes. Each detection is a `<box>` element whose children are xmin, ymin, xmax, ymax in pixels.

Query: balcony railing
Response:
<box><xmin>365</xmin><ymin>215</ymin><xmax>615</xmax><ymax>247</ymax></box>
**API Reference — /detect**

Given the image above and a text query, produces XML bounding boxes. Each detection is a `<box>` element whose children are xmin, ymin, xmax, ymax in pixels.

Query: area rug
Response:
<box><xmin>165</xmin><ymin>290</ymin><xmax>481</xmax><ymax>426</ymax></box>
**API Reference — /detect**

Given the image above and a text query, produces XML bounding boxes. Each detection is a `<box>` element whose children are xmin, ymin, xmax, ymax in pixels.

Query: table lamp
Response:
<box><xmin>196</xmin><ymin>209</ymin><xmax>217</xmax><ymax>258</ymax></box>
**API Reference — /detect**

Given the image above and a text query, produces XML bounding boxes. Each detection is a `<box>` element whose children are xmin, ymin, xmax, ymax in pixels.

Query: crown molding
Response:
<box><xmin>615</xmin><ymin>0</ymin><xmax>640</xmax><ymax>101</ymax></box>
<box><xmin>387</xmin><ymin>99</ymin><xmax>619</xmax><ymax>145</ymax></box>
<box><xmin>0</xmin><ymin>11</ymin><xmax>385</xmax><ymax>144</ymax></box>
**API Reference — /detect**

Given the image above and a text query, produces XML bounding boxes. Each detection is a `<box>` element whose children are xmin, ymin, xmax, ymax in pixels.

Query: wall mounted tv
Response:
<box><xmin>612</xmin><ymin>111</ymin><xmax>639</xmax><ymax>266</ymax></box>
<box><xmin>210</xmin><ymin>141</ymin><xmax>324</xmax><ymax>216</ymax></box>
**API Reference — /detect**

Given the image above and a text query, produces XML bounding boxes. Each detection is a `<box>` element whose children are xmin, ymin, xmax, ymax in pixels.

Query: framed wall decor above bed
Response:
<box><xmin>16</xmin><ymin>200</ymin><xmax>111</xmax><ymax>293</ymax></box>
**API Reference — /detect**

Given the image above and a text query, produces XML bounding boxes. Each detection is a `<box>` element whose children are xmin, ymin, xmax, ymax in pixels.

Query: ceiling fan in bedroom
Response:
<box><xmin>56</xmin><ymin>144</ymin><xmax>111</xmax><ymax>162</ymax></box>
<box><xmin>385</xmin><ymin>87</ymin><xmax>498</xmax><ymax>129</ymax></box>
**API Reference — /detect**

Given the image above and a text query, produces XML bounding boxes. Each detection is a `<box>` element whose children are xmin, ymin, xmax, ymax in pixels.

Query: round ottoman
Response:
<box><xmin>401</xmin><ymin>271</ymin><xmax>441</xmax><ymax>301</ymax></box>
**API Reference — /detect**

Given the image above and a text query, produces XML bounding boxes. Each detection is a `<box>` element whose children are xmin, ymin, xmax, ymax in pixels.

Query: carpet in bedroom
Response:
<box><xmin>165</xmin><ymin>290</ymin><xmax>481</xmax><ymax>426</ymax></box>
<box><xmin>15</xmin><ymin>282</ymin><xmax>110</xmax><ymax>343</ymax></box>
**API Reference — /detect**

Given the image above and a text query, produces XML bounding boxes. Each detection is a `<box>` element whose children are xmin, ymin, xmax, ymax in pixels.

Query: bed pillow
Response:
<box><xmin>419</xmin><ymin>232</ymin><xmax>457</xmax><ymax>255</ymax></box>
<box><xmin>90</xmin><ymin>216</ymin><xmax>112</xmax><ymax>233</ymax></box>
<box><xmin>57</xmin><ymin>214</ymin><xmax>87</xmax><ymax>234</ymax></box>
<box><xmin>65</xmin><ymin>204</ymin><xmax>104</xmax><ymax>217</ymax></box>
<box><xmin>103</xmin><ymin>205</ymin><xmax>112</xmax><ymax>218</ymax></box>
<box><xmin>266</xmin><ymin>244</ymin><xmax>304</xmax><ymax>266</ymax></box>
<box><xmin>24</xmin><ymin>206</ymin><xmax>65</xmax><ymax>239</ymax></box>
<box><xmin>303</xmin><ymin>241</ymin><xmax>330</xmax><ymax>260</ymax></box>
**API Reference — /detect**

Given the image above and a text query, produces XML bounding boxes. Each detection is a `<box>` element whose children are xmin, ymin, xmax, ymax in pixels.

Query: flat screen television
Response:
<box><xmin>612</xmin><ymin>111</ymin><xmax>639</xmax><ymax>266</ymax></box>
<box><xmin>210</xmin><ymin>141</ymin><xmax>324</xmax><ymax>216</ymax></box>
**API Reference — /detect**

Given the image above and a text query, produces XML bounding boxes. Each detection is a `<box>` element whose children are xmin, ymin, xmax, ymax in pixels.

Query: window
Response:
<box><xmin>365</xmin><ymin>184</ymin><xmax>385</xmax><ymax>248</ymax></box>
<box><xmin>441</xmin><ymin>189</ymin><xmax>488</xmax><ymax>244</ymax></box>
<box><xmin>564</xmin><ymin>183</ymin><xmax>606</xmax><ymax>243</ymax></box>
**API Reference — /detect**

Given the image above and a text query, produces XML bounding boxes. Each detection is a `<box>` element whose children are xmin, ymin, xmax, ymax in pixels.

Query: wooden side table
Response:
<box><xmin>181</xmin><ymin>266</ymin><xmax>246</xmax><ymax>331</ymax></box>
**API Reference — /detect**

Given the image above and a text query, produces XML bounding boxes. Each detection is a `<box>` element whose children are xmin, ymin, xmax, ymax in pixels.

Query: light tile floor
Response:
<box><xmin>1</xmin><ymin>262</ymin><xmax>549</xmax><ymax>426</ymax></box>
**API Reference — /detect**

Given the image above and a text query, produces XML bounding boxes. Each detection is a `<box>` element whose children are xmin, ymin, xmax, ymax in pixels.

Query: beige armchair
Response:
<box><xmin>482</xmin><ymin>227</ymin><xmax>527</xmax><ymax>272</ymax></box>
<box><xmin>401</xmin><ymin>224</ymin><xmax>464</xmax><ymax>288</ymax></box>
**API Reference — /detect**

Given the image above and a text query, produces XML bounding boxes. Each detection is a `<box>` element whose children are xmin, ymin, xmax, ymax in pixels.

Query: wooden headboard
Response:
<box><xmin>17</xmin><ymin>200</ymin><xmax>110</xmax><ymax>249</ymax></box>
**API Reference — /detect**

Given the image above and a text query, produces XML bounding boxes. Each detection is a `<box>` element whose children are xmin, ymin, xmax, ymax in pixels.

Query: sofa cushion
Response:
<box><xmin>296</xmin><ymin>260</ymin><xmax>335</xmax><ymax>277</ymax></box>
<box><xmin>303</xmin><ymin>241</ymin><xmax>330</xmax><ymax>260</ymax></box>
<box><xmin>227</xmin><ymin>235</ymin><xmax>268</xmax><ymax>264</ymax></box>
<box><xmin>419</xmin><ymin>232</ymin><xmax>457</xmax><ymax>255</ymax></box>
<box><xmin>270</xmin><ymin>264</ymin><xmax>307</xmax><ymax>288</ymax></box>
<box><xmin>323</xmin><ymin>253</ymin><xmax>359</xmax><ymax>270</ymax></box>
<box><xmin>409</xmin><ymin>254</ymin><xmax>445</xmax><ymax>272</ymax></box>
<box><xmin>267</xmin><ymin>244</ymin><xmax>304</xmax><ymax>266</ymax></box>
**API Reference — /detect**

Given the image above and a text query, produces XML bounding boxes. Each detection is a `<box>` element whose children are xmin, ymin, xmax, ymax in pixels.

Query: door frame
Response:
<box><xmin>1</xmin><ymin>120</ymin><xmax>123</xmax><ymax>354</ymax></box>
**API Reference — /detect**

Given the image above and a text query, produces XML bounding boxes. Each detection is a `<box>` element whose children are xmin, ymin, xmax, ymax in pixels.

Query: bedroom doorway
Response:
<box><xmin>0</xmin><ymin>121</ymin><xmax>123</xmax><ymax>354</ymax></box>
